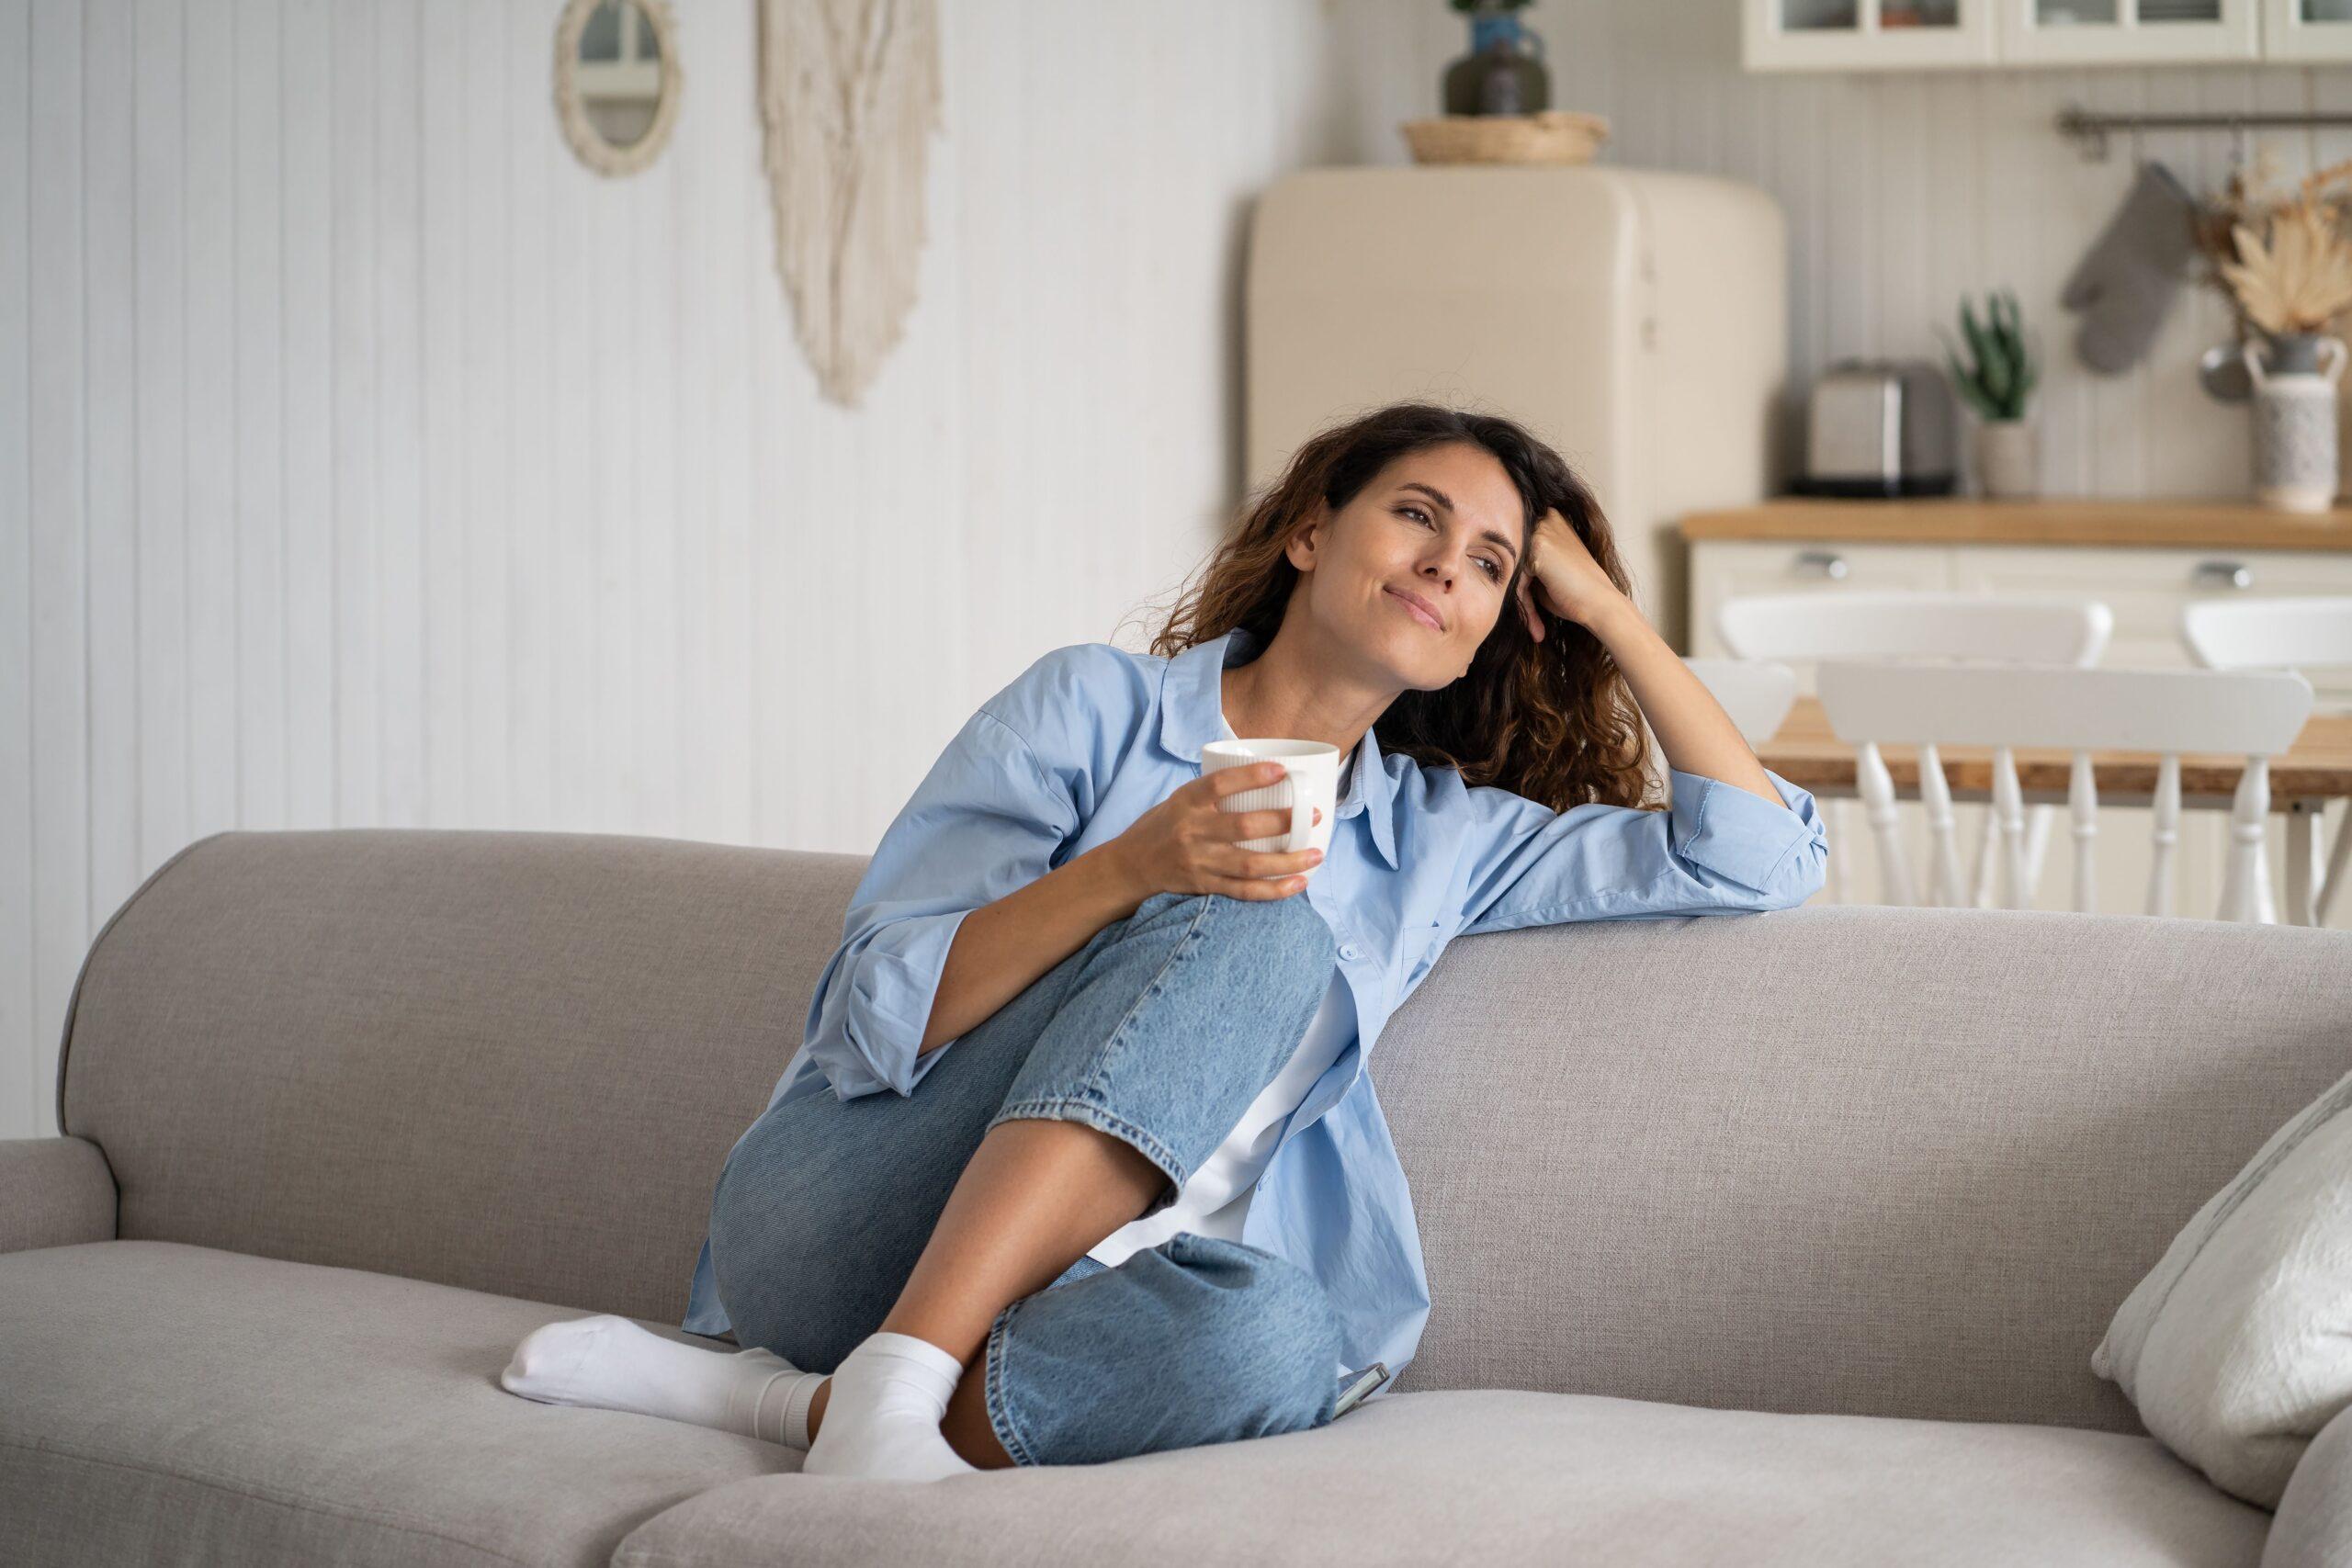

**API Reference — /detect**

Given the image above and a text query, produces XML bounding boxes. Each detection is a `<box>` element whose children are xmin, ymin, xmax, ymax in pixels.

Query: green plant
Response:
<box><xmin>1939</xmin><ymin>287</ymin><xmax>2039</xmax><ymax>423</ymax></box>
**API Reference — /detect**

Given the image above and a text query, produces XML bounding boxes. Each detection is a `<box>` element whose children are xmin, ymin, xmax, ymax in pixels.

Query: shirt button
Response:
<box><xmin>1339</xmin><ymin>943</ymin><xmax>1361</xmax><ymax>961</ymax></box>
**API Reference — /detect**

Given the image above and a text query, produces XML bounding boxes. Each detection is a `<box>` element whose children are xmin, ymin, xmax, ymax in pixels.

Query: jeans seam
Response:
<box><xmin>987</xmin><ymin>1095</ymin><xmax>1190</xmax><ymax>1198</ymax></box>
<box><xmin>983</xmin><ymin>1302</ymin><xmax>1040</xmax><ymax>1467</ymax></box>
<box><xmin>1070</xmin><ymin>893</ymin><xmax>1216</xmax><ymax>1104</ymax></box>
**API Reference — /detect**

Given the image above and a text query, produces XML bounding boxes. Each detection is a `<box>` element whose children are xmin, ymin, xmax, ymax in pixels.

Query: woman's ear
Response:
<box><xmin>1287</xmin><ymin>503</ymin><xmax>1328</xmax><ymax>572</ymax></box>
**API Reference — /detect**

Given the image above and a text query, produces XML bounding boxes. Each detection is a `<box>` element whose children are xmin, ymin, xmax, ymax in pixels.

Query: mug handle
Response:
<box><xmin>1283</xmin><ymin>767</ymin><xmax>1312</xmax><ymax>850</ymax></box>
<box><xmin>2322</xmin><ymin>338</ymin><xmax>2347</xmax><ymax>386</ymax></box>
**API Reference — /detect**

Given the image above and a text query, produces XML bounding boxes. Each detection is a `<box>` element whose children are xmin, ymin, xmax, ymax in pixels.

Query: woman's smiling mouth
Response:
<box><xmin>1385</xmin><ymin>586</ymin><xmax>1444</xmax><ymax>632</ymax></box>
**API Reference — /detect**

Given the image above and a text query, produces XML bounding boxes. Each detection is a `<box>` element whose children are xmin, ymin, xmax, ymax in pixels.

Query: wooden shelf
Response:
<box><xmin>1679</xmin><ymin>497</ymin><xmax>2352</xmax><ymax>552</ymax></box>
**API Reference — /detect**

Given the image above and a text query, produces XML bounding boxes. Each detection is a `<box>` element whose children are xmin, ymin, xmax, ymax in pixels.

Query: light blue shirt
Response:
<box><xmin>683</xmin><ymin>624</ymin><xmax>1829</xmax><ymax>1393</ymax></box>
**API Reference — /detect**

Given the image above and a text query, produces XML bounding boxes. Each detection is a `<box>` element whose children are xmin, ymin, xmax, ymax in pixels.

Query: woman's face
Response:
<box><xmin>1286</xmin><ymin>442</ymin><xmax>1528</xmax><ymax>686</ymax></box>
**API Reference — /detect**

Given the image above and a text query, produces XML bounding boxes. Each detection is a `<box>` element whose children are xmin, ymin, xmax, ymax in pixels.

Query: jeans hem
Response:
<box><xmin>983</xmin><ymin>1302</ymin><xmax>1041</xmax><ymax>1467</ymax></box>
<box><xmin>985</xmin><ymin>1095</ymin><xmax>1190</xmax><ymax>1203</ymax></box>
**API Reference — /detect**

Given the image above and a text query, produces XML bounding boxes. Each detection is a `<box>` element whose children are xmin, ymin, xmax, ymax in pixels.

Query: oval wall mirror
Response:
<box><xmin>554</xmin><ymin>0</ymin><xmax>682</xmax><ymax>177</ymax></box>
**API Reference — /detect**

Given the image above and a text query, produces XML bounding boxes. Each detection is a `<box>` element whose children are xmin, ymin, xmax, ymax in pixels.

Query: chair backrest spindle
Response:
<box><xmin>1818</xmin><ymin>662</ymin><xmax>2313</xmax><ymax>921</ymax></box>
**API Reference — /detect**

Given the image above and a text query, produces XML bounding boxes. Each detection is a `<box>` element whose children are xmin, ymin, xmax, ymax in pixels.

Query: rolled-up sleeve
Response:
<box><xmin>803</xmin><ymin>706</ymin><xmax>1081</xmax><ymax>1100</ymax></box>
<box><xmin>1455</xmin><ymin>766</ymin><xmax>1828</xmax><ymax>936</ymax></box>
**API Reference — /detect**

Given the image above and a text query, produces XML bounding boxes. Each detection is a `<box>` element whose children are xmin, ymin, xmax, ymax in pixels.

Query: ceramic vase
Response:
<box><xmin>1442</xmin><ymin>4</ymin><xmax>1550</xmax><ymax>116</ymax></box>
<box><xmin>2242</xmin><ymin>331</ymin><xmax>2347</xmax><ymax>514</ymax></box>
<box><xmin>1975</xmin><ymin>419</ymin><xmax>2038</xmax><ymax>500</ymax></box>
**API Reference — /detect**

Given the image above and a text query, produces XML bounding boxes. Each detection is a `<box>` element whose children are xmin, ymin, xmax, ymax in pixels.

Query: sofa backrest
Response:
<box><xmin>1374</xmin><ymin>900</ymin><xmax>2352</xmax><ymax>1433</ymax></box>
<box><xmin>59</xmin><ymin>829</ymin><xmax>865</xmax><ymax>1330</ymax></box>
<box><xmin>59</xmin><ymin>829</ymin><xmax>2352</xmax><ymax>1433</ymax></box>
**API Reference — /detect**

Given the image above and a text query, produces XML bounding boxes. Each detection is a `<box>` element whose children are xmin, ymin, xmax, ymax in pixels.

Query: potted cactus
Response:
<box><xmin>1940</xmin><ymin>288</ymin><xmax>2041</xmax><ymax>500</ymax></box>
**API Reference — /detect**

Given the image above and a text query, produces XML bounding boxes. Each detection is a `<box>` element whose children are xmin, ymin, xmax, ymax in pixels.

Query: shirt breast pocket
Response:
<box><xmin>1396</xmin><ymin>919</ymin><xmax>1452</xmax><ymax>1002</ymax></box>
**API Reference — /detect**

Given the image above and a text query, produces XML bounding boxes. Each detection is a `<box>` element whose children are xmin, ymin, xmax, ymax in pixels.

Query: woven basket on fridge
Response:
<box><xmin>1398</xmin><ymin>109</ymin><xmax>1610</xmax><ymax>166</ymax></box>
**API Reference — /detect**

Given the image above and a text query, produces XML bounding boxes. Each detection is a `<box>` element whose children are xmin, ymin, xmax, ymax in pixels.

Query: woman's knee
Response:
<box><xmin>1188</xmin><ymin>887</ymin><xmax>1339</xmax><ymax>985</ymax></box>
<box><xmin>1180</xmin><ymin>1240</ymin><xmax>1346</xmax><ymax>1434</ymax></box>
<box><xmin>706</xmin><ymin>1114</ymin><xmax>894</xmax><ymax>1369</ymax></box>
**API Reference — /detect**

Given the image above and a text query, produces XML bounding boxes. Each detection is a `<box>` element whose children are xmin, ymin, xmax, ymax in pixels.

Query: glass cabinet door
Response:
<box><xmin>2261</xmin><ymin>0</ymin><xmax>2352</xmax><ymax>60</ymax></box>
<box><xmin>1745</xmin><ymin>0</ymin><xmax>1997</xmax><ymax>69</ymax></box>
<box><xmin>2001</xmin><ymin>0</ymin><xmax>2260</xmax><ymax>61</ymax></box>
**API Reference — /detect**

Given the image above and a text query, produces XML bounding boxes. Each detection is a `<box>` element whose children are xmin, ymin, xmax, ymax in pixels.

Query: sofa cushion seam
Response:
<box><xmin>0</xmin><ymin>1434</ymin><xmax>549</xmax><ymax>1568</ymax></box>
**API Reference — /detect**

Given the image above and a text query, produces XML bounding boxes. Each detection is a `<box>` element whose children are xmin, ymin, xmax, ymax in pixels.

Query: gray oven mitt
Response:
<box><xmin>2059</xmin><ymin>159</ymin><xmax>2199</xmax><ymax>375</ymax></box>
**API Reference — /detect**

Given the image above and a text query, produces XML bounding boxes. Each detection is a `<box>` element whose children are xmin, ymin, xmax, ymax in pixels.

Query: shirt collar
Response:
<box><xmin>1157</xmin><ymin>625</ymin><xmax>1401</xmax><ymax>870</ymax></box>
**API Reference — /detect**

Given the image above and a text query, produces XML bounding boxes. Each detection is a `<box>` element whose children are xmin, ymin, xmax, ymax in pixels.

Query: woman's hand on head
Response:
<box><xmin>1103</xmin><ymin>763</ymin><xmax>1325</xmax><ymax>903</ymax></box>
<box><xmin>1515</xmin><ymin>506</ymin><xmax>1626</xmax><ymax>642</ymax></box>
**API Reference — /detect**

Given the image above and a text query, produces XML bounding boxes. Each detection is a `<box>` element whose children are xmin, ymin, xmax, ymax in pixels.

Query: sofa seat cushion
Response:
<box><xmin>0</xmin><ymin>1241</ymin><xmax>791</xmax><ymax>1568</ymax></box>
<box><xmin>615</xmin><ymin>1387</ymin><xmax>2270</xmax><ymax>1568</ymax></box>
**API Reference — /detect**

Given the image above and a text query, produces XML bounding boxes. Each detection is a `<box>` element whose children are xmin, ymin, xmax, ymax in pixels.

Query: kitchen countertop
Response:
<box><xmin>1679</xmin><ymin>497</ymin><xmax>2352</xmax><ymax>551</ymax></box>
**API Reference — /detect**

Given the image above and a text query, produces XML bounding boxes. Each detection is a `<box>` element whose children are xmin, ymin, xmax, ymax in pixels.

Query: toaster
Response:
<box><xmin>1793</xmin><ymin>358</ymin><xmax>1958</xmax><ymax>497</ymax></box>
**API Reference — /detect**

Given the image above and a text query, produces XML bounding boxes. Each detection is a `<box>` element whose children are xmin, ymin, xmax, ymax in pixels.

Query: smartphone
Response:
<box><xmin>1331</xmin><ymin>1361</ymin><xmax>1390</xmax><ymax>1418</ymax></box>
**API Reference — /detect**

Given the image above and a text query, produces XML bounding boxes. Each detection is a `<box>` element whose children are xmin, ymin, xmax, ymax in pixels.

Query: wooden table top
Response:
<box><xmin>1758</xmin><ymin>697</ymin><xmax>2352</xmax><ymax>802</ymax></box>
<box><xmin>1679</xmin><ymin>497</ymin><xmax>2352</xmax><ymax>552</ymax></box>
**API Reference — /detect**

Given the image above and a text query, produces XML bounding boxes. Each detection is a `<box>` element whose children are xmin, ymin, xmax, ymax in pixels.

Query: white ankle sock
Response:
<box><xmin>498</xmin><ymin>1314</ymin><xmax>827</xmax><ymax>1449</ymax></box>
<box><xmin>800</xmin><ymin>1330</ymin><xmax>981</xmax><ymax>1482</ymax></box>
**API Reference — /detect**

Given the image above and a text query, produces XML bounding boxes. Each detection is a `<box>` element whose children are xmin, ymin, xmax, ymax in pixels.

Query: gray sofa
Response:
<box><xmin>5</xmin><ymin>827</ymin><xmax>2349</xmax><ymax>1567</ymax></box>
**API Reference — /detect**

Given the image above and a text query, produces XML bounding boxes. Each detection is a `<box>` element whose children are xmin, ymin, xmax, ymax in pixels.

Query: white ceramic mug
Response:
<box><xmin>1199</xmin><ymin>739</ymin><xmax>1342</xmax><ymax>877</ymax></box>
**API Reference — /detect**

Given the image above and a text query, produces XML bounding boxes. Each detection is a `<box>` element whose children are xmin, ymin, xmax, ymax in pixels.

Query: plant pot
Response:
<box><xmin>2243</xmin><ymin>333</ymin><xmax>2346</xmax><ymax>514</ymax></box>
<box><xmin>1974</xmin><ymin>419</ymin><xmax>2038</xmax><ymax>500</ymax></box>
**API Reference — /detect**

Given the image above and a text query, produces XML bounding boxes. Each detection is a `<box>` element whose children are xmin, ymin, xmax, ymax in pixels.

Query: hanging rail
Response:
<box><xmin>2057</xmin><ymin>103</ymin><xmax>2352</xmax><ymax>160</ymax></box>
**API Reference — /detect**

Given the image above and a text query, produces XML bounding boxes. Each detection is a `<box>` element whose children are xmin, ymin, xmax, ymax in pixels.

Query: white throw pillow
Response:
<box><xmin>2091</xmin><ymin>1064</ymin><xmax>2352</xmax><ymax>1508</ymax></box>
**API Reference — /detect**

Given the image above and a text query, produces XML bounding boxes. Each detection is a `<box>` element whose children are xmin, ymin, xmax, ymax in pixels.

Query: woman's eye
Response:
<box><xmin>1404</xmin><ymin>507</ymin><xmax>1502</xmax><ymax>581</ymax></box>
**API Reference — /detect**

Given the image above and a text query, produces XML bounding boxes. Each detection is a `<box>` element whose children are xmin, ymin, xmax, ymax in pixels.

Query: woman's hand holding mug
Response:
<box><xmin>1106</xmin><ymin>761</ymin><xmax>1325</xmax><ymax>902</ymax></box>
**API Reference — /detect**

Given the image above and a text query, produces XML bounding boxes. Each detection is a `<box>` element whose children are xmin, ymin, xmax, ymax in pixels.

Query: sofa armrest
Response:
<box><xmin>2265</xmin><ymin>1404</ymin><xmax>2352</xmax><ymax>1568</ymax></box>
<box><xmin>0</xmin><ymin>1136</ymin><xmax>118</xmax><ymax>1253</ymax></box>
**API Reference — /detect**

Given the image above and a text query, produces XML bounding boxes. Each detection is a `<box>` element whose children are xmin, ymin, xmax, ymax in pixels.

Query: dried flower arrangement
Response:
<box><xmin>2192</xmin><ymin>146</ymin><xmax>2352</xmax><ymax>344</ymax></box>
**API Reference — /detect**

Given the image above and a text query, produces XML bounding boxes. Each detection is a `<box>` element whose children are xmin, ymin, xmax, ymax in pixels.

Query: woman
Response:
<box><xmin>496</xmin><ymin>402</ymin><xmax>1829</xmax><ymax>1481</ymax></box>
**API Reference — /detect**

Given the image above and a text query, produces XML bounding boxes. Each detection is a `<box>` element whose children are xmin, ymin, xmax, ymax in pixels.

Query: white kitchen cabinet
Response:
<box><xmin>1746</xmin><ymin>0</ymin><xmax>2288</xmax><ymax>65</ymax></box>
<box><xmin>1742</xmin><ymin>0</ymin><xmax>1998</xmax><ymax>71</ymax></box>
<box><xmin>1687</xmin><ymin>539</ymin><xmax>1952</xmax><ymax>693</ymax></box>
<box><xmin>1688</xmin><ymin>530</ymin><xmax>2352</xmax><ymax>702</ymax></box>
<box><xmin>1999</xmin><ymin>0</ymin><xmax>2259</xmax><ymax>64</ymax></box>
<box><xmin>2260</xmin><ymin>0</ymin><xmax>2352</xmax><ymax>61</ymax></box>
<box><xmin>1946</xmin><ymin>542</ymin><xmax>2352</xmax><ymax>706</ymax></box>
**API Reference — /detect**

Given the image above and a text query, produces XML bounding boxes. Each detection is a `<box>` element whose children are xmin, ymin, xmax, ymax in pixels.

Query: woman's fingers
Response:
<box><xmin>1222</xmin><ymin>806</ymin><xmax>1317</xmax><ymax>840</ymax></box>
<box><xmin>1216</xmin><ymin>873</ymin><xmax>1309</xmax><ymax>899</ymax></box>
<box><xmin>1221</xmin><ymin>842</ymin><xmax>1321</xmax><ymax>880</ymax></box>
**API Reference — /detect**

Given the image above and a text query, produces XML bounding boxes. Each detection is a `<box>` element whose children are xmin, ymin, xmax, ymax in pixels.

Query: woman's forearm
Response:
<box><xmin>916</xmin><ymin>842</ymin><xmax>1148</xmax><ymax>1055</ymax></box>
<box><xmin>1584</xmin><ymin>597</ymin><xmax>1781</xmax><ymax>805</ymax></box>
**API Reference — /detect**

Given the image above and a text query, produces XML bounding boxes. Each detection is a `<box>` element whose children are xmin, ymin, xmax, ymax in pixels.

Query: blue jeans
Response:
<box><xmin>704</xmin><ymin>888</ymin><xmax>1349</xmax><ymax>1468</ymax></box>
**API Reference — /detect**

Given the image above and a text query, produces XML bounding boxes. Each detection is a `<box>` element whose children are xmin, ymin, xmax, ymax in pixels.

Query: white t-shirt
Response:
<box><xmin>1087</xmin><ymin>713</ymin><xmax>1357</xmax><ymax>1269</ymax></box>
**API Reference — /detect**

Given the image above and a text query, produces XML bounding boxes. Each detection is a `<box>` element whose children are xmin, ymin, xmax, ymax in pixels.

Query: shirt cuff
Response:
<box><xmin>1667</xmin><ymin>766</ymin><xmax>1828</xmax><ymax>897</ymax></box>
<box><xmin>818</xmin><ymin>907</ymin><xmax>974</xmax><ymax>1099</ymax></box>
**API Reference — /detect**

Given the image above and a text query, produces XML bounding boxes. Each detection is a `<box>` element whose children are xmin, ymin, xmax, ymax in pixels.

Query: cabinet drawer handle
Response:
<box><xmin>1792</xmin><ymin>550</ymin><xmax>1849</xmax><ymax>581</ymax></box>
<box><xmin>2192</xmin><ymin>560</ymin><xmax>2252</xmax><ymax>590</ymax></box>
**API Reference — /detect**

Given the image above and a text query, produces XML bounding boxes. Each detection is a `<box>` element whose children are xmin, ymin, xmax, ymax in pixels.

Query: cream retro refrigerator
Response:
<box><xmin>1244</xmin><ymin>164</ymin><xmax>1789</xmax><ymax>652</ymax></box>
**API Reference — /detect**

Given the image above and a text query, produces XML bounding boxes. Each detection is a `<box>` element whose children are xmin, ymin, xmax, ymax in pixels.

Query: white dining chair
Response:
<box><xmin>1716</xmin><ymin>592</ymin><xmax>2115</xmax><ymax>666</ymax></box>
<box><xmin>1684</xmin><ymin>658</ymin><xmax>1798</xmax><ymax>746</ymax></box>
<box><xmin>2182</xmin><ymin>595</ymin><xmax>2352</xmax><ymax>672</ymax></box>
<box><xmin>2180</xmin><ymin>594</ymin><xmax>2352</xmax><ymax>925</ymax></box>
<box><xmin>1817</xmin><ymin>660</ymin><xmax>2315</xmax><ymax>920</ymax></box>
<box><xmin>1713</xmin><ymin>592</ymin><xmax>2114</xmax><ymax>905</ymax></box>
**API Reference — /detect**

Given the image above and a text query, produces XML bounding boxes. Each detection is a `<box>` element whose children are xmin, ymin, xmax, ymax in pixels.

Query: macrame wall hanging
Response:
<box><xmin>758</xmin><ymin>0</ymin><xmax>944</xmax><ymax>408</ymax></box>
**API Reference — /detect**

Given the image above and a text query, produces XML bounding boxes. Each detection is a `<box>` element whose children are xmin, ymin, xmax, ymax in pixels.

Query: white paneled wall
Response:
<box><xmin>11</xmin><ymin>0</ymin><xmax>2352</xmax><ymax>1139</ymax></box>
<box><xmin>0</xmin><ymin>0</ymin><xmax>1340</xmax><ymax>1139</ymax></box>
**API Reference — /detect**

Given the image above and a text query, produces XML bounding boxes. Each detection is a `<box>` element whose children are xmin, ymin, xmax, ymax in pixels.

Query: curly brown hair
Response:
<box><xmin>1144</xmin><ymin>402</ymin><xmax>1658</xmax><ymax>814</ymax></box>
